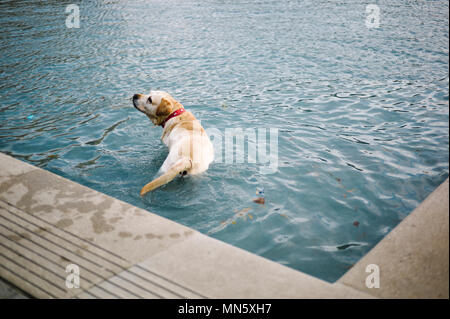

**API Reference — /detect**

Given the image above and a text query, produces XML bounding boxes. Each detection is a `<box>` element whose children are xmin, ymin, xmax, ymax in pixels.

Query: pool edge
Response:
<box><xmin>338</xmin><ymin>177</ymin><xmax>449</xmax><ymax>298</ymax></box>
<box><xmin>0</xmin><ymin>152</ymin><xmax>447</xmax><ymax>298</ymax></box>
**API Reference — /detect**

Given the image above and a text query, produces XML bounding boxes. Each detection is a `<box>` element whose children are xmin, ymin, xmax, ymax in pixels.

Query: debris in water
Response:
<box><xmin>353</xmin><ymin>221</ymin><xmax>360</xmax><ymax>227</ymax></box>
<box><xmin>253</xmin><ymin>197</ymin><xmax>265</xmax><ymax>204</ymax></box>
<box><xmin>256</xmin><ymin>187</ymin><xmax>264</xmax><ymax>196</ymax></box>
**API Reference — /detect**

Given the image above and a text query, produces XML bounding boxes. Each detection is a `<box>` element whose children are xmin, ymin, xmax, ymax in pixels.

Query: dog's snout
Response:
<box><xmin>132</xmin><ymin>94</ymin><xmax>142</xmax><ymax>109</ymax></box>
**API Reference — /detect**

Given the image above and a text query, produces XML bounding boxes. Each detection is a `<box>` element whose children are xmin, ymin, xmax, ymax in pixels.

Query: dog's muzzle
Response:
<box><xmin>132</xmin><ymin>94</ymin><xmax>140</xmax><ymax>110</ymax></box>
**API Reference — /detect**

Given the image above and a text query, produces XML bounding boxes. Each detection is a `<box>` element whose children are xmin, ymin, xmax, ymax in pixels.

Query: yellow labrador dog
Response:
<box><xmin>132</xmin><ymin>91</ymin><xmax>214</xmax><ymax>195</ymax></box>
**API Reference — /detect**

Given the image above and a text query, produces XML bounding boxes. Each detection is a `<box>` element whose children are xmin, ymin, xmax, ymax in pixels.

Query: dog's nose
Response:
<box><xmin>132</xmin><ymin>94</ymin><xmax>141</xmax><ymax>108</ymax></box>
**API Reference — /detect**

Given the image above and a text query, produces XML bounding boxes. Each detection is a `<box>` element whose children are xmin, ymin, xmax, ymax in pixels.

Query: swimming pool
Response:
<box><xmin>0</xmin><ymin>0</ymin><xmax>448</xmax><ymax>282</ymax></box>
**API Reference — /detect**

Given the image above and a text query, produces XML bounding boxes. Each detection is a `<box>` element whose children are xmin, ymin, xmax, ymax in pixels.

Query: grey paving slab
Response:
<box><xmin>0</xmin><ymin>153</ymin><xmax>37</xmax><ymax>182</ymax></box>
<box><xmin>137</xmin><ymin>232</ymin><xmax>374</xmax><ymax>299</ymax></box>
<box><xmin>0</xmin><ymin>153</ymin><xmax>199</xmax><ymax>298</ymax></box>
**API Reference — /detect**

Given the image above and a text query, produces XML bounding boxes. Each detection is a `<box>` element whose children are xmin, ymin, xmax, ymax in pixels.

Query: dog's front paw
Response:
<box><xmin>140</xmin><ymin>186</ymin><xmax>148</xmax><ymax>196</ymax></box>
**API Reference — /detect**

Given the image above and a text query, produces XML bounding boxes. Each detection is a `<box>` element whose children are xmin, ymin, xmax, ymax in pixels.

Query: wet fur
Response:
<box><xmin>133</xmin><ymin>91</ymin><xmax>214</xmax><ymax>195</ymax></box>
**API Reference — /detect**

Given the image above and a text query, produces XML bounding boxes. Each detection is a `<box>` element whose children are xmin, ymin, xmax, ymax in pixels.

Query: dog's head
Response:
<box><xmin>132</xmin><ymin>90</ymin><xmax>176</xmax><ymax>126</ymax></box>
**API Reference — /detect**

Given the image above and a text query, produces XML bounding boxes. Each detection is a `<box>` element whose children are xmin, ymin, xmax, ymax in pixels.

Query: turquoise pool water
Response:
<box><xmin>0</xmin><ymin>0</ymin><xmax>448</xmax><ymax>282</ymax></box>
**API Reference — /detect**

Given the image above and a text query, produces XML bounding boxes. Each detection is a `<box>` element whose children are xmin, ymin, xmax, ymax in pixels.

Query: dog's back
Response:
<box><xmin>133</xmin><ymin>91</ymin><xmax>214</xmax><ymax>194</ymax></box>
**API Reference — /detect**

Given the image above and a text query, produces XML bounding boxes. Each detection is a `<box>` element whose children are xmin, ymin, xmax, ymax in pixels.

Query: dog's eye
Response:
<box><xmin>147</xmin><ymin>96</ymin><xmax>152</xmax><ymax>104</ymax></box>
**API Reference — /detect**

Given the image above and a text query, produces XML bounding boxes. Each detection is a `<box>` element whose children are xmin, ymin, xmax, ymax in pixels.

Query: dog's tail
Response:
<box><xmin>140</xmin><ymin>158</ymin><xmax>192</xmax><ymax>196</ymax></box>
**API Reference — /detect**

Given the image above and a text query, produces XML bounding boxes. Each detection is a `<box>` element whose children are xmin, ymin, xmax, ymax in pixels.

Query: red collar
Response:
<box><xmin>161</xmin><ymin>107</ymin><xmax>185</xmax><ymax>128</ymax></box>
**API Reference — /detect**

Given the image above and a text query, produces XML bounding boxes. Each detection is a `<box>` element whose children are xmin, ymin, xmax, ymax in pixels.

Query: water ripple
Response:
<box><xmin>0</xmin><ymin>0</ymin><xmax>448</xmax><ymax>283</ymax></box>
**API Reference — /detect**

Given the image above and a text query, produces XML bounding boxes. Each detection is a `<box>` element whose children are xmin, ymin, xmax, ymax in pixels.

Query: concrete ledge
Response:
<box><xmin>0</xmin><ymin>153</ymin><xmax>372</xmax><ymax>298</ymax></box>
<box><xmin>0</xmin><ymin>152</ymin><xmax>447</xmax><ymax>298</ymax></box>
<box><xmin>338</xmin><ymin>178</ymin><xmax>449</xmax><ymax>298</ymax></box>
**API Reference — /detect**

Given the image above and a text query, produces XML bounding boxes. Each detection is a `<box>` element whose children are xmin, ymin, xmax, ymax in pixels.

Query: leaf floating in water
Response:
<box><xmin>248</xmin><ymin>214</ymin><xmax>253</xmax><ymax>220</ymax></box>
<box><xmin>231</xmin><ymin>220</ymin><xmax>236</xmax><ymax>224</ymax></box>
<box><xmin>353</xmin><ymin>221</ymin><xmax>360</xmax><ymax>227</ymax></box>
<box><xmin>253</xmin><ymin>197</ymin><xmax>265</xmax><ymax>204</ymax></box>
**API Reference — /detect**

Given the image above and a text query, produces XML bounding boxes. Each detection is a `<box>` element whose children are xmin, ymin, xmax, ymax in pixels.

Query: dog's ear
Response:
<box><xmin>156</xmin><ymin>97</ymin><xmax>172</xmax><ymax>117</ymax></box>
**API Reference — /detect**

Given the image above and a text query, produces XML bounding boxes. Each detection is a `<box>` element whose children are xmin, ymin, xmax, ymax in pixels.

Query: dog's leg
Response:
<box><xmin>140</xmin><ymin>158</ymin><xmax>192</xmax><ymax>195</ymax></box>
